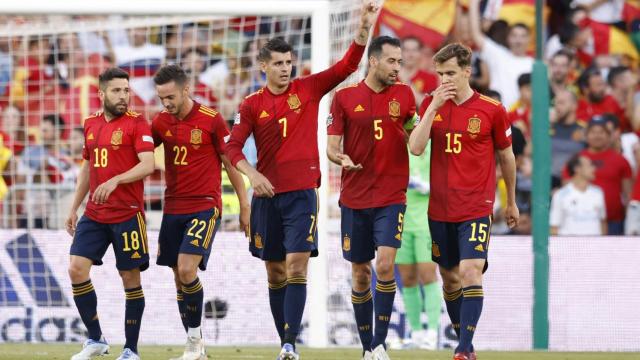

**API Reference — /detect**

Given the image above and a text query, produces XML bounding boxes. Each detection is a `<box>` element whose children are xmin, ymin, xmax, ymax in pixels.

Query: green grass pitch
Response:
<box><xmin>0</xmin><ymin>344</ymin><xmax>636</xmax><ymax>360</ymax></box>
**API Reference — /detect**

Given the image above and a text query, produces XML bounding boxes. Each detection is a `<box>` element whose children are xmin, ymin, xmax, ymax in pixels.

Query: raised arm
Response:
<box><xmin>308</xmin><ymin>1</ymin><xmax>379</xmax><ymax>96</ymax></box>
<box><xmin>468</xmin><ymin>0</ymin><xmax>486</xmax><ymax>50</ymax></box>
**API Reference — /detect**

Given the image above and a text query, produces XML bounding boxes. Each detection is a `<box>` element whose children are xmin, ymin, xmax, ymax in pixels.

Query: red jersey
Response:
<box><xmin>420</xmin><ymin>92</ymin><xmax>512</xmax><ymax>222</ymax></box>
<box><xmin>226</xmin><ymin>42</ymin><xmax>365</xmax><ymax>194</ymax></box>
<box><xmin>632</xmin><ymin>167</ymin><xmax>640</xmax><ymax>202</ymax></box>
<box><xmin>82</xmin><ymin>110</ymin><xmax>154</xmax><ymax>223</ymax></box>
<box><xmin>576</xmin><ymin>95</ymin><xmax>628</xmax><ymax>132</ymax></box>
<box><xmin>410</xmin><ymin>70</ymin><xmax>438</xmax><ymax>95</ymax></box>
<box><xmin>152</xmin><ymin>102</ymin><xmax>229</xmax><ymax>215</ymax></box>
<box><xmin>580</xmin><ymin>148</ymin><xmax>632</xmax><ymax>221</ymax></box>
<box><xmin>328</xmin><ymin>81</ymin><xmax>416</xmax><ymax>209</ymax></box>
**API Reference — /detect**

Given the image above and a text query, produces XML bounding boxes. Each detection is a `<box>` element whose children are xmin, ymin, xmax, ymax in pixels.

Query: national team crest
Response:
<box><xmin>432</xmin><ymin>243</ymin><xmax>441</xmax><ymax>257</ymax></box>
<box><xmin>190</xmin><ymin>128</ymin><xmax>203</xmax><ymax>145</ymax></box>
<box><xmin>343</xmin><ymin>235</ymin><xmax>351</xmax><ymax>252</ymax></box>
<box><xmin>389</xmin><ymin>100</ymin><xmax>400</xmax><ymax>118</ymax></box>
<box><xmin>254</xmin><ymin>234</ymin><xmax>263</xmax><ymax>249</ymax></box>
<box><xmin>287</xmin><ymin>94</ymin><xmax>301</xmax><ymax>110</ymax></box>
<box><xmin>110</xmin><ymin>129</ymin><xmax>123</xmax><ymax>146</ymax></box>
<box><xmin>467</xmin><ymin>116</ymin><xmax>481</xmax><ymax>138</ymax></box>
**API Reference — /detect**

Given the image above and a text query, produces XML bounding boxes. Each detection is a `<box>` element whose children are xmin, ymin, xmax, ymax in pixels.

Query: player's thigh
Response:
<box><xmin>372</xmin><ymin>204</ymin><xmax>406</xmax><ymax>250</ymax></box>
<box><xmin>250</xmin><ymin>195</ymin><xmax>285</xmax><ymax>261</ymax></box>
<box><xmin>279</xmin><ymin>189</ymin><xmax>318</xmax><ymax>256</ymax></box>
<box><xmin>625</xmin><ymin>201</ymin><xmax>640</xmax><ymax>235</ymax></box>
<box><xmin>109</xmin><ymin>212</ymin><xmax>150</xmax><ymax>272</ymax></box>
<box><xmin>157</xmin><ymin>213</ymin><xmax>188</xmax><ymax>268</ymax></box>
<box><xmin>428</xmin><ymin>218</ymin><xmax>459</xmax><ymax>270</ymax></box>
<box><xmin>340</xmin><ymin>205</ymin><xmax>375</xmax><ymax>263</ymax></box>
<box><xmin>411</xmin><ymin>229</ymin><xmax>434</xmax><ymax>264</ymax></box>
<box><xmin>178</xmin><ymin>208</ymin><xmax>220</xmax><ymax>271</ymax></box>
<box><xmin>456</xmin><ymin>215</ymin><xmax>491</xmax><ymax>273</ymax></box>
<box><xmin>70</xmin><ymin>216</ymin><xmax>111</xmax><ymax>266</ymax></box>
<box><xmin>395</xmin><ymin>231</ymin><xmax>416</xmax><ymax>265</ymax></box>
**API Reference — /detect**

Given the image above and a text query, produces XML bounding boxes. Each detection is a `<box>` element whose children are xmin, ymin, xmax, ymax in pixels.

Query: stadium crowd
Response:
<box><xmin>0</xmin><ymin>0</ymin><xmax>639</xmax><ymax>235</ymax></box>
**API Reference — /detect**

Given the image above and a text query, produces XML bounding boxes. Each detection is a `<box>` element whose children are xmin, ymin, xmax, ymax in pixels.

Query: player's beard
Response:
<box><xmin>104</xmin><ymin>98</ymin><xmax>128</xmax><ymax>118</ymax></box>
<box><xmin>588</xmin><ymin>92</ymin><xmax>605</xmax><ymax>103</ymax></box>
<box><xmin>377</xmin><ymin>70</ymin><xmax>398</xmax><ymax>87</ymax></box>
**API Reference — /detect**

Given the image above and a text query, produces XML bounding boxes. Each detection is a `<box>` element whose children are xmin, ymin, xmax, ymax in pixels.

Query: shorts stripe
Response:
<box><xmin>136</xmin><ymin>212</ymin><xmax>148</xmax><ymax>254</ymax></box>
<box><xmin>203</xmin><ymin>208</ymin><xmax>219</xmax><ymax>249</ymax></box>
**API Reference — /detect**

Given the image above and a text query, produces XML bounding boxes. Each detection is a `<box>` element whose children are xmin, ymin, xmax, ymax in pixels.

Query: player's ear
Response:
<box><xmin>259</xmin><ymin>60</ymin><xmax>267</xmax><ymax>74</ymax></box>
<box><xmin>98</xmin><ymin>88</ymin><xmax>105</xmax><ymax>102</ymax></box>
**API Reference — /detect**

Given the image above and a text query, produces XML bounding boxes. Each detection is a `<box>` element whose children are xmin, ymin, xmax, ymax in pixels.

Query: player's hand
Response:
<box><xmin>239</xmin><ymin>203</ymin><xmax>250</xmax><ymax>237</ymax></box>
<box><xmin>504</xmin><ymin>203</ymin><xmax>520</xmax><ymax>228</ymax></box>
<box><xmin>336</xmin><ymin>153</ymin><xmax>363</xmax><ymax>171</ymax></box>
<box><xmin>92</xmin><ymin>177</ymin><xmax>120</xmax><ymax>204</ymax></box>
<box><xmin>360</xmin><ymin>1</ymin><xmax>381</xmax><ymax>29</ymax></box>
<box><xmin>65</xmin><ymin>212</ymin><xmax>78</xmax><ymax>236</ymax></box>
<box><xmin>430</xmin><ymin>82</ymin><xmax>457</xmax><ymax>110</ymax></box>
<box><xmin>249</xmin><ymin>171</ymin><xmax>275</xmax><ymax>198</ymax></box>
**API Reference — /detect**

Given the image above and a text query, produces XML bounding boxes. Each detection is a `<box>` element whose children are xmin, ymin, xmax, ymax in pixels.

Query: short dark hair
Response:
<box><xmin>98</xmin><ymin>67</ymin><xmax>129</xmax><ymax>90</ymax></box>
<box><xmin>558</xmin><ymin>23</ymin><xmax>580</xmax><ymax>45</ymax></box>
<box><xmin>433</xmin><ymin>42</ymin><xmax>472</xmax><ymax>67</ymax></box>
<box><xmin>518</xmin><ymin>73</ymin><xmax>531</xmax><ymax>88</ymax></box>
<box><xmin>551</xmin><ymin>49</ymin><xmax>574</xmax><ymax>63</ymax></box>
<box><xmin>566</xmin><ymin>153</ymin><xmax>583</xmax><ymax>177</ymax></box>
<box><xmin>368</xmin><ymin>36</ymin><xmax>402</xmax><ymax>59</ymax></box>
<box><xmin>401</xmin><ymin>36</ymin><xmax>423</xmax><ymax>49</ymax></box>
<box><xmin>607</xmin><ymin>66</ymin><xmax>629</xmax><ymax>86</ymax></box>
<box><xmin>42</xmin><ymin>114</ymin><xmax>65</xmax><ymax>132</ymax></box>
<box><xmin>153</xmin><ymin>64</ymin><xmax>188</xmax><ymax>86</ymax></box>
<box><xmin>483</xmin><ymin>89</ymin><xmax>502</xmax><ymax>102</ymax></box>
<box><xmin>577</xmin><ymin>67</ymin><xmax>600</xmax><ymax>91</ymax></box>
<box><xmin>257</xmin><ymin>38</ymin><xmax>293</xmax><ymax>62</ymax></box>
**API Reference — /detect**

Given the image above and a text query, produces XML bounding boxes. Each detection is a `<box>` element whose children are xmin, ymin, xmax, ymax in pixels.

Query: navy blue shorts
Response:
<box><xmin>250</xmin><ymin>189</ymin><xmax>319</xmax><ymax>261</ymax></box>
<box><xmin>428</xmin><ymin>215</ymin><xmax>492</xmax><ymax>272</ymax></box>
<box><xmin>341</xmin><ymin>204</ymin><xmax>406</xmax><ymax>263</ymax></box>
<box><xmin>157</xmin><ymin>208</ymin><xmax>220</xmax><ymax>271</ymax></box>
<box><xmin>70</xmin><ymin>213</ymin><xmax>150</xmax><ymax>271</ymax></box>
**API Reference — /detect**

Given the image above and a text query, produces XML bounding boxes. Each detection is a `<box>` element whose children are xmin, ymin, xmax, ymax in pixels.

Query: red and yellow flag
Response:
<box><xmin>376</xmin><ymin>0</ymin><xmax>456</xmax><ymax>50</ymax></box>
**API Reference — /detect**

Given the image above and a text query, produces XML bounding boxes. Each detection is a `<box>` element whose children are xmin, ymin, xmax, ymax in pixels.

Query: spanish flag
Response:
<box><xmin>623</xmin><ymin>0</ymin><xmax>640</xmax><ymax>24</ymax></box>
<box><xmin>578</xmin><ymin>18</ymin><xmax>639</xmax><ymax>64</ymax></box>
<box><xmin>497</xmin><ymin>0</ymin><xmax>536</xmax><ymax>29</ymax></box>
<box><xmin>376</xmin><ymin>0</ymin><xmax>456</xmax><ymax>50</ymax></box>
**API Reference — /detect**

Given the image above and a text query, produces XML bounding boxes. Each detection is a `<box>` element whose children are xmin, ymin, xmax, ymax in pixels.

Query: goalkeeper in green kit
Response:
<box><xmin>395</xmin><ymin>143</ymin><xmax>442</xmax><ymax>350</ymax></box>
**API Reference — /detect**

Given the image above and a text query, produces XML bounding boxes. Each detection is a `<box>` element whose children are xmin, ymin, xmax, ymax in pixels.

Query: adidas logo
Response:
<box><xmin>474</xmin><ymin>244</ymin><xmax>484</xmax><ymax>252</ymax></box>
<box><xmin>306</xmin><ymin>235</ymin><xmax>314</xmax><ymax>242</ymax></box>
<box><xmin>165</xmin><ymin>130</ymin><xmax>173</xmax><ymax>137</ymax></box>
<box><xmin>395</xmin><ymin>233</ymin><xmax>402</xmax><ymax>241</ymax></box>
<box><xmin>434</xmin><ymin>113</ymin><xmax>443</xmax><ymax>122</ymax></box>
<box><xmin>190</xmin><ymin>239</ymin><xmax>199</xmax><ymax>247</ymax></box>
<box><xmin>87</xmin><ymin>133</ymin><xmax>94</xmax><ymax>140</ymax></box>
<box><xmin>354</xmin><ymin>104</ymin><xmax>365</xmax><ymax>112</ymax></box>
<box><xmin>131</xmin><ymin>251</ymin><xmax>141</xmax><ymax>259</ymax></box>
<box><xmin>259</xmin><ymin>110</ymin><xmax>270</xmax><ymax>118</ymax></box>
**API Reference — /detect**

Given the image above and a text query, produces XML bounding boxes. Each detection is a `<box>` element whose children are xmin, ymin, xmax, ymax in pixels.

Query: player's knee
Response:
<box><xmin>400</xmin><ymin>270</ymin><xmax>418</xmax><ymax>287</ymax></box>
<box><xmin>459</xmin><ymin>266</ymin><xmax>482</xmax><ymax>287</ymax></box>
<box><xmin>118</xmin><ymin>270</ymin><xmax>141</xmax><ymax>288</ymax></box>
<box><xmin>177</xmin><ymin>263</ymin><xmax>197</xmax><ymax>284</ymax></box>
<box><xmin>68</xmin><ymin>263</ymin><xmax>89</xmax><ymax>283</ymax></box>
<box><xmin>352</xmin><ymin>264</ymin><xmax>372</xmax><ymax>288</ymax></box>
<box><xmin>375</xmin><ymin>257</ymin><xmax>395</xmax><ymax>279</ymax></box>
<box><xmin>439</xmin><ymin>268</ymin><xmax>461</xmax><ymax>291</ymax></box>
<box><xmin>286</xmin><ymin>261</ymin><xmax>307</xmax><ymax>279</ymax></box>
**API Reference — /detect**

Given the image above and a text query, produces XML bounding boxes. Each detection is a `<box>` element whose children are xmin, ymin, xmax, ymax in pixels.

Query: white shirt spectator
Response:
<box><xmin>480</xmin><ymin>38</ymin><xmax>533</xmax><ymax>109</ymax></box>
<box><xmin>573</xmin><ymin>0</ymin><xmax>624</xmax><ymax>24</ymax></box>
<box><xmin>550</xmin><ymin>183</ymin><xmax>606</xmax><ymax>235</ymax></box>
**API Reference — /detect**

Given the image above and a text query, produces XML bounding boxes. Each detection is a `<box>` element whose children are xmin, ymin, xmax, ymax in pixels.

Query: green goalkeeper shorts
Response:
<box><xmin>395</xmin><ymin>229</ymin><xmax>433</xmax><ymax>264</ymax></box>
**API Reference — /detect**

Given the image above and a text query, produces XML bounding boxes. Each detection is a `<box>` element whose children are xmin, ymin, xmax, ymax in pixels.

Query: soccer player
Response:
<box><xmin>65</xmin><ymin>67</ymin><xmax>155</xmax><ymax>360</ymax></box>
<box><xmin>225</xmin><ymin>2</ymin><xmax>379</xmax><ymax>358</ymax></box>
<box><xmin>408</xmin><ymin>43</ymin><xmax>519</xmax><ymax>360</ymax></box>
<box><xmin>151</xmin><ymin>65</ymin><xmax>250</xmax><ymax>360</ymax></box>
<box><xmin>395</xmin><ymin>143</ymin><xmax>442</xmax><ymax>350</ymax></box>
<box><xmin>327</xmin><ymin>36</ymin><xmax>416</xmax><ymax>360</ymax></box>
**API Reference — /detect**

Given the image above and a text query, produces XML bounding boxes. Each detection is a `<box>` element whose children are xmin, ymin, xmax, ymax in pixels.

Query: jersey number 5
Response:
<box><xmin>374</xmin><ymin>119</ymin><xmax>383</xmax><ymax>140</ymax></box>
<box><xmin>445</xmin><ymin>132</ymin><xmax>462</xmax><ymax>154</ymax></box>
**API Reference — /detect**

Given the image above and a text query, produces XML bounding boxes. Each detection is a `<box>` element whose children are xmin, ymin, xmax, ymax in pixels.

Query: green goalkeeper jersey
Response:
<box><xmin>404</xmin><ymin>142</ymin><xmax>431</xmax><ymax>232</ymax></box>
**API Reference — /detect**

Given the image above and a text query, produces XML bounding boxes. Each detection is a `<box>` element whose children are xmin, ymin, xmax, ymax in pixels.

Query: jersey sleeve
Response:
<box><xmin>226</xmin><ymin>99</ymin><xmax>254</xmax><ymax>167</ymax></box>
<box><xmin>403</xmin><ymin>86</ymin><xmax>417</xmax><ymax>129</ymax></box>
<box><xmin>327</xmin><ymin>92</ymin><xmax>346</xmax><ymax>136</ymax></box>
<box><xmin>621</xmin><ymin>156</ymin><xmax>633</xmax><ymax>179</ymax></box>
<box><xmin>549</xmin><ymin>191</ymin><xmax>562</xmax><ymax>227</ymax></box>
<box><xmin>82</xmin><ymin>123</ymin><xmax>90</xmax><ymax>161</ymax></box>
<box><xmin>492</xmin><ymin>106</ymin><xmax>513</xmax><ymax>150</ymax></box>
<box><xmin>303</xmin><ymin>42</ymin><xmax>365</xmax><ymax>99</ymax></box>
<box><xmin>418</xmin><ymin>95</ymin><xmax>433</xmax><ymax>119</ymax></box>
<box><xmin>133</xmin><ymin>118</ymin><xmax>155</xmax><ymax>153</ymax></box>
<box><xmin>151</xmin><ymin>115</ymin><xmax>163</xmax><ymax>147</ymax></box>
<box><xmin>211</xmin><ymin>113</ymin><xmax>231</xmax><ymax>155</ymax></box>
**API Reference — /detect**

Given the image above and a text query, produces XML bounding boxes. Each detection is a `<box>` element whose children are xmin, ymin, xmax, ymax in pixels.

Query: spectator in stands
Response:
<box><xmin>469</xmin><ymin>0</ymin><xmax>533</xmax><ymax>108</ymax></box>
<box><xmin>581</xmin><ymin>118</ymin><xmax>633</xmax><ymax>235</ymax></box>
<box><xmin>608</xmin><ymin>66</ymin><xmax>637</xmax><ymax>132</ymax></box>
<box><xmin>576</xmin><ymin>68</ymin><xmax>627</xmax><ymax>126</ymax></box>
<box><xmin>111</xmin><ymin>27</ymin><xmax>166</xmax><ymax>104</ymax></box>
<box><xmin>573</xmin><ymin>0</ymin><xmax>625</xmax><ymax>25</ymax></box>
<box><xmin>550</xmin><ymin>89</ymin><xmax>586</xmax><ymax>189</ymax></box>
<box><xmin>0</xmin><ymin>105</ymin><xmax>25</xmax><ymax>155</ymax></box>
<box><xmin>548</xmin><ymin>50</ymin><xmax>578</xmax><ymax>99</ymax></box>
<box><xmin>509</xmin><ymin>73</ymin><xmax>532</xmax><ymax>138</ymax></box>
<box><xmin>181</xmin><ymin>48</ymin><xmax>218</xmax><ymax>108</ymax></box>
<box><xmin>550</xmin><ymin>154</ymin><xmax>606</xmax><ymax>235</ymax></box>
<box><xmin>0</xmin><ymin>36</ymin><xmax>12</xmax><ymax>99</ymax></box>
<box><xmin>399</xmin><ymin>36</ymin><xmax>438</xmax><ymax>104</ymax></box>
<box><xmin>68</xmin><ymin>127</ymin><xmax>84</xmax><ymax>166</ymax></box>
<box><xmin>212</xmin><ymin>56</ymin><xmax>250</xmax><ymax>121</ymax></box>
<box><xmin>452</xmin><ymin>10</ymin><xmax>491</xmax><ymax>93</ymax></box>
<box><xmin>545</xmin><ymin>5</ymin><xmax>588</xmax><ymax>58</ymax></box>
<box><xmin>626</xmin><ymin>143</ymin><xmax>640</xmax><ymax>235</ymax></box>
